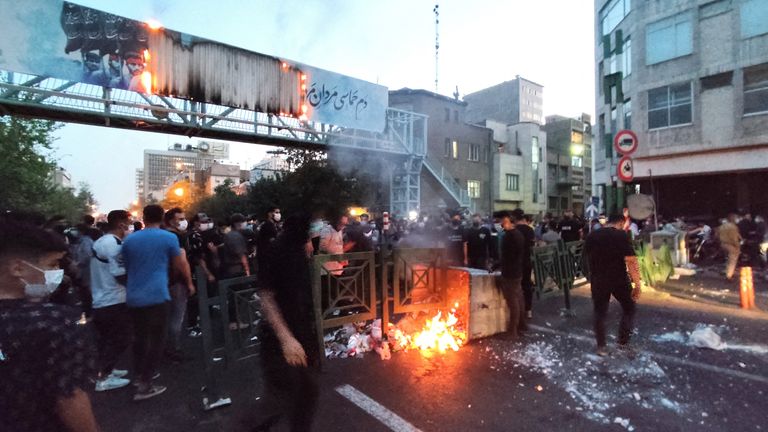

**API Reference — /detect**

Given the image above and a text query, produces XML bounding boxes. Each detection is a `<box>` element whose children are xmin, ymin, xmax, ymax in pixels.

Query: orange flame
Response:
<box><xmin>391</xmin><ymin>305</ymin><xmax>467</xmax><ymax>357</ymax></box>
<box><xmin>143</xmin><ymin>49</ymin><xmax>151</xmax><ymax>62</ymax></box>
<box><xmin>141</xmin><ymin>71</ymin><xmax>153</xmax><ymax>94</ymax></box>
<box><xmin>145</xmin><ymin>19</ymin><xmax>162</xmax><ymax>30</ymax></box>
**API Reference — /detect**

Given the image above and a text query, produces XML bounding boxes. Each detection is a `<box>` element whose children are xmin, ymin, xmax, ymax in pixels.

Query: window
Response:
<box><xmin>646</xmin><ymin>12</ymin><xmax>693</xmax><ymax>65</ymax></box>
<box><xmin>744</xmin><ymin>63</ymin><xmax>768</xmax><ymax>115</ymax></box>
<box><xmin>610</xmin><ymin>108</ymin><xmax>618</xmax><ymax>134</ymax></box>
<box><xmin>468</xmin><ymin>144</ymin><xmax>480</xmax><ymax>161</ymax></box>
<box><xmin>648</xmin><ymin>82</ymin><xmax>693</xmax><ymax>129</ymax></box>
<box><xmin>506</xmin><ymin>174</ymin><xmax>520</xmax><ymax>191</ymax></box>
<box><xmin>444</xmin><ymin>138</ymin><xmax>451</xmax><ymax>157</ymax></box>
<box><xmin>561</xmin><ymin>197</ymin><xmax>569</xmax><ymax>212</ymax></box>
<box><xmin>572</xmin><ymin>156</ymin><xmax>583</xmax><ymax>168</ymax></box>
<box><xmin>452</xmin><ymin>140</ymin><xmax>459</xmax><ymax>159</ymax></box>
<box><xmin>444</xmin><ymin>108</ymin><xmax>450</xmax><ymax>122</ymax></box>
<box><xmin>454</xmin><ymin>110</ymin><xmax>459</xmax><ymax>123</ymax></box>
<box><xmin>742</xmin><ymin>0</ymin><xmax>768</xmax><ymax>38</ymax></box>
<box><xmin>571</xmin><ymin>185</ymin><xmax>581</xmax><ymax>192</ymax></box>
<box><xmin>600</xmin><ymin>0</ymin><xmax>631</xmax><ymax>36</ymax></box>
<box><xmin>598</xmin><ymin>62</ymin><xmax>604</xmax><ymax>95</ymax></box>
<box><xmin>700</xmin><ymin>0</ymin><xmax>731</xmax><ymax>19</ymax></box>
<box><xmin>532</xmin><ymin>136</ymin><xmax>540</xmax><ymax>165</ymax></box>
<box><xmin>538</xmin><ymin>179</ymin><xmax>543</xmax><ymax>194</ymax></box>
<box><xmin>467</xmin><ymin>180</ymin><xmax>481</xmax><ymax>198</ymax></box>
<box><xmin>571</xmin><ymin>131</ymin><xmax>584</xmax><ymax>145</ymax></box>
<box><xmin>623</xmin><ymin>99</ymin><xmax>632</xmax><ymax>130</ymax></box>
<box><xmin>549</xmin><ymin>197</ymin><xmax>559</xmax><ymax>212</ymax></box>
<box><xmin>623</xmin><ymin>37</ymin><xmax>632</xmax><ymax>77</ymax></box>
<box><xmin>701</xmin><ymin>71</ymin><xmax>733</xmax><ymax>90</ymax></box>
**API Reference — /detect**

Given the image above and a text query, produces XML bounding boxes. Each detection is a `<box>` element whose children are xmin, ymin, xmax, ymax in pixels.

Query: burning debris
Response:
<box><xmin>324</xmin><ymin>304</ymin><xmax>468</xmax><ymax>359</ymax></box>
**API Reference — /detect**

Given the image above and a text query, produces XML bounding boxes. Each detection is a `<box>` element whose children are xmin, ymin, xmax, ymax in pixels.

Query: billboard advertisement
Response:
<box><xmin>0</xmin><ymin>0</ymin><xmax>387</xmax><ymax>132</ymax></box>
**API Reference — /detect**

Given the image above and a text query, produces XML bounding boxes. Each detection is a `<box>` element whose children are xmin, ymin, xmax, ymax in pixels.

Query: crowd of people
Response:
<box><xmin>2</xmin><ymin>201</ymin><xmax>764</xmax><ymax>431</ymax></box>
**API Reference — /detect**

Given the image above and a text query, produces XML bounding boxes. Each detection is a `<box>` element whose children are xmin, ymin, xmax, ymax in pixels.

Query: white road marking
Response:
<box><xmin>529</xmin><ymin>324</ymin><xmax>768</xmax><ymax>386</ymax></box>
<box><xmin>335</xmin><ymin>384</ymin><xmax>423</xmax><ymax>432</ymax></box>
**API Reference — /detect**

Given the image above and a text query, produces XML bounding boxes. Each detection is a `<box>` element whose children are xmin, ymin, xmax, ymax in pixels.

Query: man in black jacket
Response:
<box><xmin>493</xmin><ymin>210</ymin><xmax>526</xmax><ymax>339</ymax></box>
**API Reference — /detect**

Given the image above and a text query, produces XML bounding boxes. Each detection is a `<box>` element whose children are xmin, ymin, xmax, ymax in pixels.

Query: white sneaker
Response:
<box><xmin>95</xmin><ymin>376</ymin><xmax>131</xmax><ymax>392</ymax></box>
<box><xmin>109</xmin><ymin>369</ymin><xmax>129</xmax><ymax>378</ymax></box>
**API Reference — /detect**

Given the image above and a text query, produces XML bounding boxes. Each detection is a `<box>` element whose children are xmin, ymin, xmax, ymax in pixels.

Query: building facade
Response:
<box><xmin>142</xmin><ymin>144</ymin><xmax>220</xmax><ymax>202</ymax></box>
<box><xmin>200</xmin><ymin>163</ymin><xmax>244</xmax><ymax>195</ymax></box>
<box><xmin>250</xmin><ymin>155</ymin><xmax>291</xmax><ymax>182</ymax></box>
<box><xmin>594</xmin><ymin>0</ymin><xmax>768</xmax><ymax>218</ymax></box>
<box><xmin>51</xmin><ymin>167</ymin><xmax>72</xmax><ymax>188</ymax></box>
<box><xmin>481</xmin><ymin>120</ymin><xmax>548</xmax><ymax>215</ymax></box>
<box><xmin>389</xmin><ymin>88</ymin><xmax>494</xmax><ymax>215</ymax></box>
<box><xmin>542</xmin><ymin>114</ymin><xmax>593</xmax><ymax>217</ymax></box>
<box><xmin>464</xmin><ymin>77</ymin><xmax>545</xmax><ymax>125</ymax></box>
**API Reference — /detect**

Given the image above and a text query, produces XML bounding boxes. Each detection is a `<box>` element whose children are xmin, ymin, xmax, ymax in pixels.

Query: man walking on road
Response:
<box><xmin>585</xmin><ymin>214</ymin><xmax>643</xmax><ymax>356</ymax></box>
<box><xmin>255</xmin><ymin>213</ymin><xmax>320</xmax><ymax>431</ymax></box>
<box><xmin>122</xmin><ymin>205</ymin><xmax>195</xmax><ymax>401</ymax></box>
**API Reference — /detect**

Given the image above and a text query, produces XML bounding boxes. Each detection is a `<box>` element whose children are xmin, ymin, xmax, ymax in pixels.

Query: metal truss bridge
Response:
<box><xmin>0</xmin><ymin>70</ymin><xmax>473</xmax><ymax>214</ymax></box>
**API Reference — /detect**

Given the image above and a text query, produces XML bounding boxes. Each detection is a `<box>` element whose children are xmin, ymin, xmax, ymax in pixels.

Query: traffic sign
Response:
<box><xmin>617</xmin><ymin>156</ymin><xmax>634</xmax><ymax>182</ymax></box>
<box><xmin>614</xmin><ymin>129</ymin><xmax>638</xmax><ymax>155</ymax></box>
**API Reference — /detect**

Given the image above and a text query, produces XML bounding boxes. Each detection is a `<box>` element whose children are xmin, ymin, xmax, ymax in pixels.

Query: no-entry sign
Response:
<box><xmin>617</xmin><ymin>156</ymin><xmax>634</xmax><ymax>182</ymax></box>
<box><xmin>614</xmin><ymin>129</ymin><xmax>638</xmax><ymax>155</ymax></box>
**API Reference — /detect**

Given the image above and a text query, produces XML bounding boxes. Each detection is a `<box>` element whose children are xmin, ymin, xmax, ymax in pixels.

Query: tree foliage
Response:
<box><xmin>192</xmin><ymin>161</ymin><xmax>374</xmax><ymax>223</ymax></box>
<box><xmin>0</xmin><ymin>116</ymin><xmax>95</xmax><ymax>222</ymax></box>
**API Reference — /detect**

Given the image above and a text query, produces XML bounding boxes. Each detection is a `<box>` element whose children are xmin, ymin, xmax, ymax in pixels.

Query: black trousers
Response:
<box><xmin>129</xmin><ymin>303</ymin><xmax>168</xmax><ymax>385</ymax></box>
<box><xmin>92</xmin><ymin>303</ymin><xmax>133</xmax><ymax>377</ymax></box>
<box><xmin>467</xmin><ymin>256</ymin><xmax>488</xmax><ymax>270</ymax></box>
<box><xmin>499</xmin><ymin>277</ymin><xmax>524</xmax><ymax>336</ymax></box>
<box><xmin>522</xmin><ymin>265</ymin><xmax>534</xmax><ymax>312</ymax></box>
<box><xmin>255</xmin><ymin>342</ymin><xmax>320</xmax><ymax>432</ymax></box>
<box><xmin>591</xmin><ymin>280</ymin><xmax>636</xmax><ymax>347</ymax></box>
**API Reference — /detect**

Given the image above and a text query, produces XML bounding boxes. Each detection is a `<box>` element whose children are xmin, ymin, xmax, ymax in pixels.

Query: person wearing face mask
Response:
<box><xmin>221</xmin><ymin>214</ymin><xmax>251</xmax><ymax>330</ymax></box>
<box><xmin>185</xmin><ymin>214</ymin><xmax>217</xmax><ymax>337</ymax></box>
<box><xmin>89</xmin><ymin>210</ymin><xmax>133</xmax><ymax>392</ymax></box>
<box><xmin>466</xmin><ymin>213</ymin><xmax>492</xmax><ymax>270</ymax></box>
<box><xmin>163</xmin><ymin>208</ymin><xmax>193</xmax><ymax>362</ymax></box>
<box><xmin>0</xmin><ymin>219</ymin><xmax>100</xmax><ymax>432</ymax></box>
<box><xmin>257</xmin><ymin>206</ymin><xmax>282</xmax><ymax>274</ymax></box>
<box><xmin>319</xmin><ymin>214</ymin><xmax>354</xmax><ymax>276</ymax></box>
<box><xmin>491</xmin><ymin>210</ymin><xmax>526</xmax><ymax>340</ymax></box>
<box><xmin>445</xmin><ymin>213</ymin><xmax>467</xmax><ymax>266</ymax></box>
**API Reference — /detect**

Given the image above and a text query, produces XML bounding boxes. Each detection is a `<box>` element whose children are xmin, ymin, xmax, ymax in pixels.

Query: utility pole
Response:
<box><xmin>433</xmin><ymin>4</ymin><xmax>440</xmax><ymax>93</ymax></box>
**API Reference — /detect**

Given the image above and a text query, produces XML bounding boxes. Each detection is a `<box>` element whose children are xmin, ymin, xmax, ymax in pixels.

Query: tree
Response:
<box><xmin>0</xmin><ymin>116</ymin><xmax>60</xmax><ymax>210</ymax></box>
<box><xmin>0</xmin><ymin>116</ymin><xmax>97</xmax><ymax>223</ymax></box>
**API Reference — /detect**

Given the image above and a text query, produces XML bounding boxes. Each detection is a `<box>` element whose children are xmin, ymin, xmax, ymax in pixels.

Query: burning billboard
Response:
<box><xmin>0</xmin><ymin>0</ymin><xmax>387</xmax><ymax>132</ymax></box>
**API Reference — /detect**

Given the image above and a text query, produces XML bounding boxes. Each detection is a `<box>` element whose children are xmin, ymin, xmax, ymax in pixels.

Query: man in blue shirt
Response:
<box><xmin>122</xmin><ymin>205</ymin><xmax>195</xmax><ymax>401</ymax></box>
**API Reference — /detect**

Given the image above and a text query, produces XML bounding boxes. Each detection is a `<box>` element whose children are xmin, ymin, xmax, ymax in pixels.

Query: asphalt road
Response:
<box><xmin>92</xmin><ymin>286</ymin><xmax>768</xmax><ymax>432</ymax></box>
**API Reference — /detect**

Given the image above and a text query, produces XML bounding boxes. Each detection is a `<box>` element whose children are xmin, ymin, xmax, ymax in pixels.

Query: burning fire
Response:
<box><xmin>390</xmin><ymin>303</ymin><xmax>467</xmax><ymax>356</ymax></box>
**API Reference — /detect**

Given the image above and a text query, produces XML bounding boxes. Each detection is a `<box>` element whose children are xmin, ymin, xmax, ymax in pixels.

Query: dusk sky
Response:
<box><xmin>52</xmin><ymin>0</ymin><xmax>596</xmax><ymax>211</ymax></box>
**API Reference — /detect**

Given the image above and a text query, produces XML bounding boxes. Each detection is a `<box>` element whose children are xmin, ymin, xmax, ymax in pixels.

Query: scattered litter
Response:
<box><xmin>536</xmin><ymin>385</ymin><xmax>544</xmax><ymax>392</ymax></box>
<box><xmin>632</xmin><ymin>392</ymin><xmax>641</xmax><ymax>401</ymax></box>
<box><xmin>652</xmin><ymin>324</ymin><xmax>768</xmax><ymax>355</ymax></box>
<box><xmin>613</xmin><ymin>417</ymin><xmax>631</xmax><ymax>429</ymax></box>
<box><xmin>738</xmin><ymin>362</ymin><xmax>747</xmax><ymax>368</ymax></box>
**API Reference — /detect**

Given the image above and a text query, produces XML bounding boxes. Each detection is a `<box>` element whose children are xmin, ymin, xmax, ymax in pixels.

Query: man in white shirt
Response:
<box><xmin>90</xmin><ymin>210</ymin><xmax>133</xmax><ymax>392</ymax></box>
<box><xmin>319</xmin><ymin>215</ymin><xmax>354</xmax><ymax>275</ymax></box>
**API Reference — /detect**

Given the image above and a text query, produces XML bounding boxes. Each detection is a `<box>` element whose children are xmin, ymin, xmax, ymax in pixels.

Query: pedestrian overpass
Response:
<box><xmin>0</xmin><ymin>0</ymin><xmax>474</xmax><ymax>214</ymax></box>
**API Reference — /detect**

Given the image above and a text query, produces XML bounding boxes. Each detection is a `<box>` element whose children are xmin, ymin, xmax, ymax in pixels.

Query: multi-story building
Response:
<box><xmin>199</xmin><ymin>163</ymin><xmax>244</xmax><ymax>195</ymax></box>
<box><xmin>134</xmin><ymin>169</ymin><xmax>144</xmax><ymax>203</ymax></box>
<box><xmin>594</xmin><ymin>0</ymin><xmax>768</xmax><ymax>218</ymax></box>
<box><xmin>142</xmin><ymin>143</ymin><xmax>221</xmax><ymax>202</ymax></box>
<box><xmin>250</xmin><ymin>155</ymin><xmax>291</xmax><ymax>182</ymax></box>
<box><xmin>481</xmin><ymin>120</ymin><xmax>548</xmax><ymax>215</ymax></box>
<box><xmin>542</xmin><ymin>114</ymin><xmax>593</xmax><ymax>217</ymax></box>
<box><xmin>51</xmin><ymin>167</ymin><xmax>72</xmax><ymax>188</ymax></box>
<box><xmin>389</xmin><ymin>88</ymin><xmax>494</xmax><ymax>215</ymax></box>
<box><xmin>464</xmin><ymin>76</ymin><xmax>545</xmax><ymax>125</ymax></box>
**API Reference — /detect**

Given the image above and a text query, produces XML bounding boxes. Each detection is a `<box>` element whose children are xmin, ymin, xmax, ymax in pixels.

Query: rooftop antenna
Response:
<box><xmin>433</xmin><ymin>3</ymin><xmax>439</xmax><ymax>94</ymax></box>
